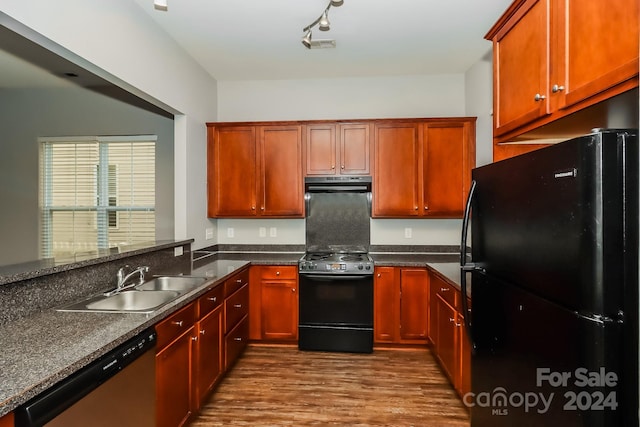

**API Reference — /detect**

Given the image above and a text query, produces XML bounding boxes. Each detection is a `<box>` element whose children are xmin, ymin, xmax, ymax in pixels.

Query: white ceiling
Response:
<box><xmin>0</xmin><ymin>0</ymin><xmax>512</xmax><ymax>88</ymax></box>
<box><xmin>131</xmin><ymin>0</ymin><xmax>511</xmax><ymax>81</ymax></box>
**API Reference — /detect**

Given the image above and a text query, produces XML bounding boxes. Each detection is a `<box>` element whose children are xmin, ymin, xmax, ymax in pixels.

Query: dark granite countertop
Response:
<box><xmin>0</xmin><ymin>249</ymin><xmax>467</xmax><ymax>416</ymax></box>
<box><xmin>0</xmin><ymin>259</ymin><xmax>249</xmax><ymax>417</ymax></box>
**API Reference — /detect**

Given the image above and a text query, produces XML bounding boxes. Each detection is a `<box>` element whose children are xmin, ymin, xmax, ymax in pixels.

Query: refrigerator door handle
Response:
<box><xmin>460</xmin><ymin>179</ymin><xmax>477</xmax><ymax>351</ymax></box>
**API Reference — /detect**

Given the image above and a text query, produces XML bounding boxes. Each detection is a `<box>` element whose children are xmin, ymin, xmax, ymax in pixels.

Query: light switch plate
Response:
<box><xmin>259</xmin><ymin>227</ymin><xmax>267</xmax><ymax>237</ymax></box>
<box><xmin>269</xmin><ymin>227</ymin><xmax>277</xmax><ymax>237</ymax></box>
<box><xmin>404</xmin><ymin>227</ymin><xmax>412</xmax><ymax>239</ymax></box>
<box><xmin>205</xmin><ymin>228</ymin><xmax>214</xmax><ymax>240</ymax></box>
<box><xmin>227</xmin><ymin>227</ymin><xmax>234</xmax><ymax>238</ymax></box>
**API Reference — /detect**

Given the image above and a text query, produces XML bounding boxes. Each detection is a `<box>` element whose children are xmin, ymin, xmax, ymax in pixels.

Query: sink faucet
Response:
<box><xmin>104</xmin><ymin>265</ymin><xmax>150</xmax><ymax>296</ymax></box>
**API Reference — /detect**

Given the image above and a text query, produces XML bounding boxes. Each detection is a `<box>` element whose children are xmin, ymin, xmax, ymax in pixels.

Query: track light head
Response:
<box><xmin>302</xmin><ymin>30</ymin><xmax>313</xmax><ymax>49</ymax></box>
<box><xmin>318</xmin><ymin>11</ymin><xmax>330</xmax><ymax>31</ymax></box>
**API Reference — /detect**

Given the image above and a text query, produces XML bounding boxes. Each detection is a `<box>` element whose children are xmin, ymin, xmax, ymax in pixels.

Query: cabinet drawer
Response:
<box><xmin>198</xmin><ymin>285</ymin><xmax>224</xmax><ymax>317</ymax></box>
<box><xmin>260</xmin><ymin>265</ymin><xmax>297</xmax><ymax>280</ymax></box>
<box><xmin>156</xmin><ymin>303</ymin><xmax>197</xmax><ymax>350</ymax></box>
<box><xmin>225</xmin><ymin>284</ymin><xmax>249</xmax><ymax>333</ymax></box>
<box><xmin>225</xmin><ymin>315</ymin><xmax>249</xmax><ymax>369</ymax></box>
<box><xmin>434</xmin><ymin>276</ymin><xmax>458</xmax><ymax>309</ymax></box>
<box><xmin>224</xmin><ymin>269</ymin><xmax>250</xmax><ymax>297</ymax></box>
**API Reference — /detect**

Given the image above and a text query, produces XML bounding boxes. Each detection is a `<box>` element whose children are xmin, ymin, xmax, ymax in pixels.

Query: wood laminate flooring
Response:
<box><xmin>190</xmin><ymin>344</ymin><xmax>470</xmax><ymax>426</ymax></box>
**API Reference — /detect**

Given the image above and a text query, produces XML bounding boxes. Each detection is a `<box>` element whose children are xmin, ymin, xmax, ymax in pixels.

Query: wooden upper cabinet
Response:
<box><xmin>423</xmin><ymin>122</ymin><xmax>474</xmax><ymax>217</ymax></box>
<box><xmin>207</xmin><ymin>124</ymin><xmax>304</xmax><ymax>218</ymax></box>
<box><xmin>372</xmin><ymin>122</ymin><xmax>421</xmax><ymax>217</ymax></box>
<box><xmin>305</xmin><ymin>122</ymin><xmax>371</xmax><ymax>176</ymax></box>
<box><xmin>487</xmin><ymin>0</ymin><xmax>639</xmax><ymax>149</ymax></box>
<box><xmin>207</xmin><ymin>126</ymin><xmax>256</xmax><ymax>217</ymax></box>
<box><xmin>258</xmin><ymin>125</ymin><xmax>304</xmax><ymax>216</ymax></box>
<box><xmin>339</xmin><ymin>123</ymin><xmax>371</xmax><ymax>175</ymax></box>
<box><xmin>373</xmin><ymin>119</ymin><xmax>475</xmax><ymax>218</ymax></box>
<box><xmin>556</xmin><ymin>0</ymin><xmax>639</xmax><ymax>110</ymax></box>
<box><xmin>491</xmin><ymin>0</ymin><xmax>550</xmax><ymax>137</ymax></box>
<box><xmin>305</xmin><ymin>124</ymin><xmax>337</xmax><ymax>175</ymax></box>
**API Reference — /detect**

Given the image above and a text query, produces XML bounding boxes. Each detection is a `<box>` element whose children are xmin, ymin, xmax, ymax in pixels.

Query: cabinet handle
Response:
<box><xmin>440</xmin><ymin>287</ymin><xmax>450</xmax><ymax>292</ymax></box>
<box><xmin>207</xmin><ymin>296</ymin><xmax>217</xmax><ymax>302</ymax></box>
<box><xmin>449</xmin><ymin>317</ymin><xmax>456</xmax><ymax>322</ymax></box>
<box><xmin>331</xmin><ymin>165</ymin><xmax>335</xmax><ymax>169</ymax></box>
<box><xmin>251</xmin><ymin>206</ymin><xmax>256</xmax><ymax>210</ymax></box>
<box><xmin>172</xmin><ymin>320</ymin><xmax>184</xmax><ymax>327</ymax></box>
<box><xmin>341</xmin><ymin>165</ymin><xmax>345</xmax><ymax>169</ymax></box>
<box><xmin>551</xmin><ymin>84</ymin><xmax>565</xmax><ymax>93</ymax></box>
<box><xmin>234</xmin><ymin>337</ymin><xmax>242</xmax><ymax>341</ymax></box>
<box><xmin>236</xmin><ymin>279</ymin><xmax>242</xmax><ymax>283</ymax></box>
<box><xmin>292</xmin><ymin>288</ymin><xmax>296</xmax><ymax>292</ymax></box>
<box><xmin>191</xmin><ymin>336</ymin><xmax>198</xmax><ymax>341</ymax></box>
<box><xmin>377</xmin><ymin>273</ymin><xmax>381</xmax><ymax>278</ymax></box>
<box><xmin>414</xmin><ymin>206</ymin><xmax>419</xmax><ymax>210</ymax></box>
<box><xmin>260</xmin><ymin>206</ymin><xmax>265</xmax><ymax>211</ymax></box>
<box><xmin>200</xmin><ymin>329</ymin><xmax>206</xmax><ymax>335</ymax></box>
<box><xmin>534</xmin><ymin>93</ymin><xmax>546</xmax><ymax>102</ymax></box>
<box><xmin>276</xmin><ymin>271</ymin><xmax>280</xmax><ymax>276</ymax></box>
<box><xmin>424</xmin><ymin>206</ymin><xmax>428</xmax><ymax>210</ymax></box>
<box><xmin>234</xmin><ymin>304</ymin><xmax>243</xmax><ymax>308</ymax></box>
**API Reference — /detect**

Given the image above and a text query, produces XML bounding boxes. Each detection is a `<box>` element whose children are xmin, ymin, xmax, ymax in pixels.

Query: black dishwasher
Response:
<box><xmin>15</xmin><ymin>328</ymin><xmax>157</xmax><ymax>427</ymax></box>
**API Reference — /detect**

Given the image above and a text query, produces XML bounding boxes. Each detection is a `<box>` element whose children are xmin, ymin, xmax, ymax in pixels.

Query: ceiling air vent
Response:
<box><xmin>309</xmin><ymin>39</ymin><xmax>336</xmax><ymax>49</ymax></box>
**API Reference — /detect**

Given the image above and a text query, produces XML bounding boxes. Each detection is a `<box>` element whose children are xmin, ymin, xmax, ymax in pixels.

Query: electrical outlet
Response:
<box><xmin>259</xmin><ymin>227</ymin><xmax>267</xmax><ymax>238</ymax></box>
<box><xmin>404</xmin><ymin>227</ymin><xmax>412</xmax><ymax>239</ymax></box>
<box><xmin>205</xmin><ymin>228</ymin><xmax>214</xmax><ymax>240</ymax></box>
<box><xmin>174</xmin><ymin>246</ymin><xmax>184</xmax><ymax>257</ymax></box>
<box><xmin>269</xmin><ymin>227</ymin><xmax>277</xmax><ymax>237</ymax></box>
<box><xmin>227</xmin><ymin>227</ymin><xmax>234</xmax><ymax>238</ymax></box>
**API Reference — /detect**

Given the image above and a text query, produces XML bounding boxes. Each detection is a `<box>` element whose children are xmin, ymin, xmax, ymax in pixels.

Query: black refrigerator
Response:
<box><xmin>460</xmin><ymin>129</ymin><xmax>639</xmax><ymax>426</ymax></box>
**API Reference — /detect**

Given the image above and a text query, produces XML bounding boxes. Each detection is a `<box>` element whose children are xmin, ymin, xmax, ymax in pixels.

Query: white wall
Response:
<box><xmin>216</xmin><ymin>71</ymin><xmax>494</xmax><ymax>247</ymax></box>
<box><xmin>1</xmin><ymin>0</ymin><xmax>218</xmax><ymax>251</ymax></box>
<box><xmin>218</xmin><ymin>74</ymin><xmax>465</xmax><ymax>122</ymax></box>
<box><xmin>465</xmin><ymin>50</ymin><xmax>494</xmax><ymax>167</ymax></box>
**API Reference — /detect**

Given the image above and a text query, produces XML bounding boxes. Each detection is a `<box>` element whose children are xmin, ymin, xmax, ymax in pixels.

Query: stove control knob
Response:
<box><xmin>365</xmin><ymin>264</ymin><xmax>371</xmax><ymax>270</ymax></box>
<box><xmin>358</xmin><ymin>264</ymin><xmax>364</xmax><ymax>270</ymax></box>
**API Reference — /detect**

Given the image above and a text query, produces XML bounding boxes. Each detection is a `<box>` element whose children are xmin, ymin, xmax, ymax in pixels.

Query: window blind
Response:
<box><xmin>40</xmin><ymin>136</ymin><xmax>156</xmax><ymax>260</ymax></box>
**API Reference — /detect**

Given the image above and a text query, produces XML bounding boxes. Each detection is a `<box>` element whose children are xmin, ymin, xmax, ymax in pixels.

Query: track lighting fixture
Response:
<box><xmin>302</xmin><ymin>30</ymin><xmax>313</xmax><ymax>49</ymax></box>
<box><xmin>154</xmin><ymin>0</ymin><xmax>168</xmax><ymax>11</ymax></box>
<box><xmin>301</xmin><ymin>0</ymin><xmax>344</xmax><ymax>48</ymax></box>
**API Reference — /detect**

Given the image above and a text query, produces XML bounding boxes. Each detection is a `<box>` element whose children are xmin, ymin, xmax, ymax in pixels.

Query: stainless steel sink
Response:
<box><xmin>57</xmin><ymin>276</ymin><xmax>207</xmax><ymax>313</ymax></box>
<box><xmin>136</xmin><ymin>276</ymin><xmax>206</xmax><ymax>292</ymax></box>
<box><xmin>85</xmin><ymin>290</ymin><xmax>179</xmax><ymax>312</ymax></box>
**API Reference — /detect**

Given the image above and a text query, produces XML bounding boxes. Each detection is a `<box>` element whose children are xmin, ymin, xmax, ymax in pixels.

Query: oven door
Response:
<box><xmin>298</xmin><ymin>273</ymin><xmax>373</xmax><ymax>353</ymax></box>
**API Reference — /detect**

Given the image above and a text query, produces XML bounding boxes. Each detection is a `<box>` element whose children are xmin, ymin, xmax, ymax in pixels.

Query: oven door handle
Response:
<box><xmin>300</xmin><ymin>274</ymin><xmax>372</xmax><ymax>281</ymax></box>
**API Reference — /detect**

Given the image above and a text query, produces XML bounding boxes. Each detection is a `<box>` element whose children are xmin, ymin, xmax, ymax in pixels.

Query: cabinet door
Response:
<box><xmin>422</xmin><ymin>122</ymin><xmax>473</xmax><ymax>218</ymax></box>
<box><xmin>156</xmin><ymin>328</ymin><xmax>195</xmax><ymax>427</ymax></box>
<box><xmin>434</xmin><ymin>294</ymin><xmax>458</xmax><ymax>383</ymax></box>
<box><xmin>194</xmin><ymin>306</ymin><xmax>222</xmax><ymax>409</ymax></box>
<box><xmin>339</xmin><ymin>123</ymin><xmax>371</xmax><ymax>175</ymax></box>
<box><xmin>372</xmin><ymin>123</ymin><xmax>421</xmax><ymax>217</ymax></box>
<box><xmin>306</xmin><ymin>124</ymin><xmax>337</xmax><ymax>175</ymax></box>
<box><xmin>207</xmin><ymin>126</ymin><xmax>257</xmax><ymax>217</ymax></box>
<box><xmin>257</xmin><ymin>126</ymin><xmax>304</xmax><ymax>217</ymax></box>
<box><xmin>555</xmin><ymin>0</ymin><xmax>639</xmax><ymax>109</ymax></box>
<box><xmin>374</xmin><ymin>266</ymin><xmax>398</xmax><ymax>343</ymax></box>
<box><xmin>458</xmin><ymin>310</ymin><xmax>471</xmax><ymax>398</ymax></box>
<box><xmin>399</xmin><ymin>268</ymin><xmax>429</xmax><ymax>342</ymax></box>
<box><xmin>261</xmin><ymin>279</ymin><xmax>298</xmax><ymax>340</ymax></box>
<box><xmin>492</xmin><ymin>0</ymin><xmax>550</xmax><ymax>136</ymax></box>
<box><xmin>0</xmin><ymin>413</ymin><xmax>13</xmax><ymax>427</ymax></box>
<box><xmin>225</xmin><ymin>315</ymin><xmax>249</xmax><ymax>370</ymax></box>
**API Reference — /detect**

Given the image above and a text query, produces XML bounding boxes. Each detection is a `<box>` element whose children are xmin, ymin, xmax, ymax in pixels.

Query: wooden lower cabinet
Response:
<box><xmin>193</xmin><ymin>285</ymin><xmax>224</xmax><ymax>410</ymax></box>
<box><xmin>374</xmin><ymin>266</ymin><xmax>429</xmax><ymax>345</ymax></box>
<box><xmin>428</xmin><ymin>270</ymin><xmax>471</xmax><ymax>399</ymax></box>
<box><xmin>224</xmin><ymin>281</ymin><xmax>249</xmax><ymax>370</ymax></box>
<box><xmin>156</xmin><ymin>268</ymin><xmax>249</xmax><ymax>427</ymax></box>
<box><xmin>0</xmin><ymin>412</ymin><xmax>13</xmax><ymax>427</ymax></box>
<box><xmin>156</xmin><ymin>303</ymin><xmax>197</xmax><ymax>427</ymax></box>
<box><xmin>249</xmin><ymin>265</ymin><xmax>298</xmax><ymax>342</ymax></box>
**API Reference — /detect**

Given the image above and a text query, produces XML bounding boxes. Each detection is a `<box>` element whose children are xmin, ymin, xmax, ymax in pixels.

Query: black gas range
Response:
<box><xmin>298</xmin><ymin>177</ymin><xmax>374</xmax><ymax>354</ymax></box>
